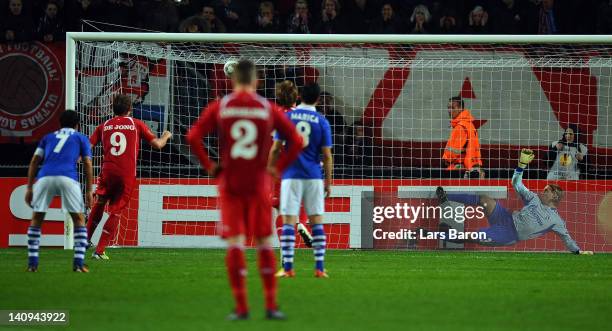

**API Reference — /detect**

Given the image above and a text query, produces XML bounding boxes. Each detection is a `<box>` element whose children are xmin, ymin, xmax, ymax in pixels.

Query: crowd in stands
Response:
<box><xmin>2</xmin><ymin>0</ymin><xmax>612</xmax><ymax>42</ymax></box>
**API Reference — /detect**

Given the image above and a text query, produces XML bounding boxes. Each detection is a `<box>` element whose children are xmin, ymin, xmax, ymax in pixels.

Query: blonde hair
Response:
<box><xmin>469</xmin><ymin>6</ymin><xmax>488</xmax><ymax>26</ymax></box>
<box><xmin>275</xmin><ymin>80</ymin><xmax>298</xmax><ymax>108</ymax></box>
<box><xmin>410</xmin><ymin>4</ymin><xmax>431</xmax><ymax>23</ymax></box>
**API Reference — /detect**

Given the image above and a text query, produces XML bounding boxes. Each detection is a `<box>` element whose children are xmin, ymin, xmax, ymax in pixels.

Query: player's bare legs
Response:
<box><xmin>29</xmin><ymin>212</ymin><xmax>46</xmax><ymax>228</ymax></box>
<box><xmin>254</xmin><ymin>236</ymin><xmax>285</xmax><ymax>320</ymax></box>
<box><xmin>224</xmin><ymin>235</ymin><xmax>249</xmax><ymax>320</ymax></box>
<box><xmin>309</xmin><ymin>215</ymin><xmax>328</xmax><ymax>278</ymax></box>
<box><xmin>69</xmin><ymin>212</ymin><xmax>86</xmax><ymax>227</ymax></box>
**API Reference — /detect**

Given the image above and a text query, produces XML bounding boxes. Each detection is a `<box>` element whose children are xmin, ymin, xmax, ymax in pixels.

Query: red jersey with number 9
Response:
<box><xmin>90</xmin><ymin>116</ymin><xmax>156</xmax><ymax>177</ymax></box>
<box><xmin>187</xmin><ymin>91</ymin><xmax>303</xmax><ymax>196</ymax></box>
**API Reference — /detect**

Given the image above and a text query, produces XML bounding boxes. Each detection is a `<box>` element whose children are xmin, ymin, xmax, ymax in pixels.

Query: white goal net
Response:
<box><xmin>69</xmin><ymin>34</ymin><xmax>612</xmax><ymax>252</ymax></box>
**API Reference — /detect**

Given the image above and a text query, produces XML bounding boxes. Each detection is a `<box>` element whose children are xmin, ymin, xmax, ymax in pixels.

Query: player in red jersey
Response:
<box><xmin>270</xmin><ymin>80</ymin><xmax>312</xmax><ymax>274</ymax></box>
<box><xmin>87</xmin><ymin>94</ymin><xmax>172</xmax><ymax>259</ymax></box>
<box><xmin>186</xmin><ymin>60</ymin><xmax>303</xmax><ymax>321</ymax></box>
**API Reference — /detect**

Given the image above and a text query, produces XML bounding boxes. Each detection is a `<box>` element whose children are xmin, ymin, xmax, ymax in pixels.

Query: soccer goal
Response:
<box><xmin>66</xmin><ymin>33</ymin><xmax>612</xmax><ymax>252</ymax></box>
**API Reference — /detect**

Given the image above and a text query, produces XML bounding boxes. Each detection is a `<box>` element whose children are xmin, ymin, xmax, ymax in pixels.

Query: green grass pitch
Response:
<box><xmin>1</xmin><ymin>248</ymin><xmax>611</xmax><ymax>331</ymax></box>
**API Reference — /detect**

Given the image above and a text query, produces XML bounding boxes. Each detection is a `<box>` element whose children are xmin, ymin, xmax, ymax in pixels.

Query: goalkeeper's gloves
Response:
<box><xmin>575</xmin><ymin>250</ymin><xmax>594</xmax><ymax>255</ymax></box>
<box><xmin>518</xmin><ymin>148</ymin><xmax>535</xmax><ymax>169</ymax></box>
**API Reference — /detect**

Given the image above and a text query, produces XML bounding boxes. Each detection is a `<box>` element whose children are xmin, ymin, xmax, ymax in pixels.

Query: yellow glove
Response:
<box><xmin>578</xmin><ymin>250</ymin><xmax>594</xmax><ymax>255</ymax></box>
<box><xmin>518</xmin><ymin>149</ymin><xmax>535</xmax><ymax>169</ymax></box>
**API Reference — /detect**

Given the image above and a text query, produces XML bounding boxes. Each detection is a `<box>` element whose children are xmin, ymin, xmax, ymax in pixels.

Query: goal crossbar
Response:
<box><xmin>66</xmin><ymin>32</ymin><xmax>612</xmax><ymax>110</ymax></box>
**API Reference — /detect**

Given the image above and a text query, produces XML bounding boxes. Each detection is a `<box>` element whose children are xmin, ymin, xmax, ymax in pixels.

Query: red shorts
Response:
<box><xmin>95</xmin><ymin>171</ymin><xmax>135</xmax><ymax>214</ymax></box>
<box><xmin>219</xmin><ymin>192</ymin><xmax>272</xmax><ymax>239</ymax></box>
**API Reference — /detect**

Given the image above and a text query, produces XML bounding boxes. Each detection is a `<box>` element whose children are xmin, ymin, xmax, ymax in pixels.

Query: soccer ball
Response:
<box><xmin>223</xmin><ymin>60</ymin><xmax>238</xmax><ymax>77</ymax></box>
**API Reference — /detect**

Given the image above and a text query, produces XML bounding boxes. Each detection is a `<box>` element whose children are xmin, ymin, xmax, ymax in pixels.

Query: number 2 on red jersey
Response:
<box><xmin>230</xmin><ymin>120</ymin><xmax>258</xmax><ymax>160</ymax></box>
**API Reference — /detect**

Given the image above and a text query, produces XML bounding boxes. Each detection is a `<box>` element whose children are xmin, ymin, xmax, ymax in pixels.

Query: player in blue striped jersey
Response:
<box><xmin>25</xmin><ymin>110</ymin><xmax>94</xmax><ymax>272</ymax></box>
<box><xmin>270</xmin><ymin>82</ymin><xmax>334</xmax><ymax>278</ymax></box>
<box><xmin>437</xmin><ymin>149</ymin><xmax>593</xmax><ymax>254</ymax></box>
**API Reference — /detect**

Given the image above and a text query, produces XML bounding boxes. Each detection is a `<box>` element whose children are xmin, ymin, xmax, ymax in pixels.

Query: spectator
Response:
<box><xmin>369</xmin><ymin>2</ymin><xmax>402</xmax><ymax>34</ymax></box>
<box><xmin>346</xmin><ymin>121</ymin><xmax>373</xmax><ymax>167</ymax></box>
<box><xmin>214</xmin><ymin>0</ymin><xmax>247</xmax><ymax>32</ymax></box>
<box><xmin>66</xmin><ymin>0</ymin><xmax>101</xmax><ymax>31</ymax></box>
<box><xmin>317</xmin><ymin>92</ymin><xmax>349</xmax><ymax>166</ymax></box>
<box><xmin>36</xmin><ymin>1</ymin><xmax>63</xmax><ymax>42</ymax></box>
<box><xmin>200</xmin><ymin>5</ymin><xmax>226</xmax><ymax>33</ymax></box>
<box><xmin>175</xmin><ymin>0</ymin><xmax>203</xmax><ymax>20</ymax></box>
<box><xmin>138</xmin><ymin>0</ymin><xmax>179</xmax><ymax>32</ymax></box>
<box><xmin>547</xmin><ymin>125</ymin><xmax>587</xmax><ymax>180</ymax></box>
<box><xmin>344</xmin><ymin>0</ymin><xmax>376</xmax><ymax>34</ymax></box>
<box><xmin>317</xmin><ymin>92</ymin><xmax>346</xmax><ymax>139</ymax></box>
<box><xmin>438</xmin><ymin>13</ymin><xmax>460</xmax><ymax>34</ymax></box>
<box><xmin>261</xmin><ymin>65</ymin><xmax>312</xmax><ymax>100</ymax></box>
<box><xmin>536</xmin><ymin>0</ymin><xmax>561</xmax><ymax>34</ymax></box>
<box><xmin>254</xmin><ymin>1</ymin><xmax>282</xmax><ymax>33</ymax></box>
<box><xmin>408</xmin><ymin>4</ymin><xmax>432</xmax><ymax>34</ymax></box>
<box><xmin>179</xmin><ymin>15</ymin><xmax>210</xmax><ymax>33</ymax></box>
<box><xmin>442</xmin><ymin>96</ymin><xmax>485</xmax><ymax>179</ymax></box>
<box><xmin>2</xmin><ymin>0</ymin><xmax>34</xmax><ymax>42</ymax></box>
<box><xmin>315</xmin><ymin>0</ymin><xmax>344</xmax><ymax>34</ymax></box>
<box><xmin>465</xmin><ymin>5</ymin><xmax>490</xmax><ymax>34</ymax></box>
<box><xmin>287</xmin><ymin>0</ymin><xmax>312</xmax><ymax>33</ymax></box>
<box><xmin>492</xmin><ymin>0</ymin><xmax>525</xmax><ymax>34</ymax></box>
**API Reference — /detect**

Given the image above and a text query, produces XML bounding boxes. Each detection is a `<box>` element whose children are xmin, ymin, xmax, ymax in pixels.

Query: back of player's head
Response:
<box><xmin>113</xmin><ymin>94</ymin><xmax>132</xmax><ymax>116</ymax></box>
<box><xmin>275</xmin><ymin>80</ymin><xmax>298</xmax><ymax>108</ymax></box>
<box><xmin>300</xmin><ymin>82</ymin><xmax>321</xmax><ymax>105</ymax></box>
<box><xmin>59</xmin><ymin>110</ymin><xmax>79</xmax><ymax>128</ymax></box>
<box><xmin>548</xmin><ymin>184</ymin><xmax>564</xmax><ymax>203</ymax></box>
<box><xmin>449</xmin><ymin>96</ymin><xmax>464</xmax><ymax>108</ymax></box>
<box><xmin>233</xmin><ymin>59</ymin><xmax>256</xmax><ymax>85</ymax></box>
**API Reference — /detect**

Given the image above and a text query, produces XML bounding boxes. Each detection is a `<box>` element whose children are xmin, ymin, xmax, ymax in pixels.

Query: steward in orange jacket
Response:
<box><xmin>442</xmin><ymin>97</ymin><xmax>484</xmax><ymax>177</ymax></box>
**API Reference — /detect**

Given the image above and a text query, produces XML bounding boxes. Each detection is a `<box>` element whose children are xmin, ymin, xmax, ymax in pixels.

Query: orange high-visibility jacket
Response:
<box><xmin>442</xmin><ymin>109</ymin><xmax>483</xmax><ymax>170</ymax></box>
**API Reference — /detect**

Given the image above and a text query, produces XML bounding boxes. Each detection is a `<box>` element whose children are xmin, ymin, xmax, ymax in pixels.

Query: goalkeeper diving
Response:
<box><xmin>436</xmin><ymin>149</ymin><xmax>593</xmax><ymax>254</ymax></box>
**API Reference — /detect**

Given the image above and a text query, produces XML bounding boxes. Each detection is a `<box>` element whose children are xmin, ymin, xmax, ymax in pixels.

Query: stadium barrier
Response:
<box><xmin>2</xmin><ymin>177</ymin><xmax>610</xmax><ymax>252</ymax></box>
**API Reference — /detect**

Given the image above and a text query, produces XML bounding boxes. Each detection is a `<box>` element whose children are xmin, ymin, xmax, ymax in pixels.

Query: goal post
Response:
<box><xmin>65</xmin><ymin>32</ymin><xmax>612</xmax><ymax>252</ymax></box>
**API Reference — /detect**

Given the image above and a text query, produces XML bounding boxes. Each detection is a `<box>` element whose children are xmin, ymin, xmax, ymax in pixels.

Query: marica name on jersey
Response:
<box><xmin>290</xmin><ymin>112</ymin><xmax>319</xmax><ymax>123</ymax></box>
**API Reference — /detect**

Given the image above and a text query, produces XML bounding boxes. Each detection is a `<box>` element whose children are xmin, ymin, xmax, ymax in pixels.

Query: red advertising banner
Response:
<box><xmin>0</xmin><ymin>42</ymin><xmax>65</xmax><ymax>143</ymax></box>
<box><xmin>1</xmin><ymin>177</ymin><xmax>610</xmax><ymax>252</ymax></box>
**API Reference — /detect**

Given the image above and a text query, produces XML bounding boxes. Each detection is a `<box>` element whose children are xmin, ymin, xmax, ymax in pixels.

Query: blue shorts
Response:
<box><xmin>479</xmin><ymin>203</ymin><xmax>519</xmax><ymax>246</ymax></box>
